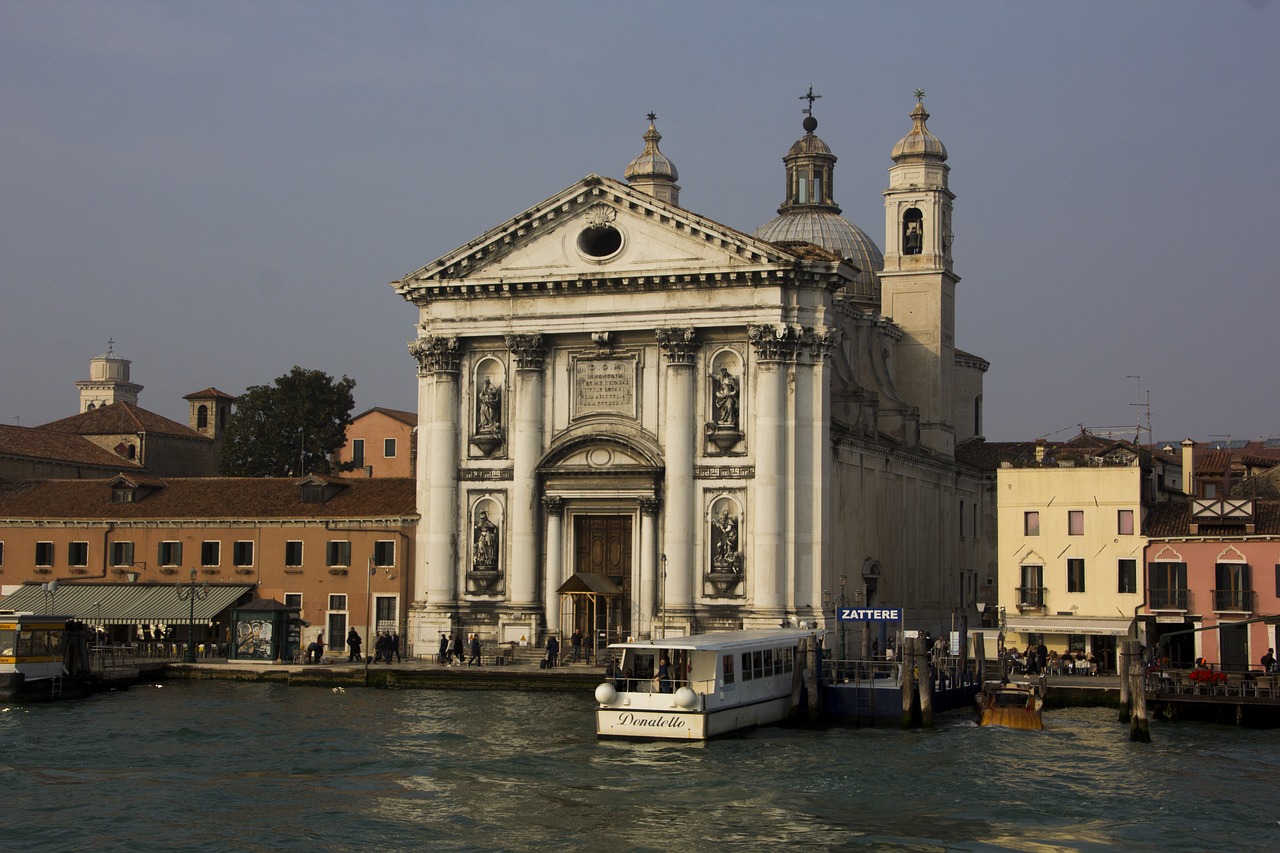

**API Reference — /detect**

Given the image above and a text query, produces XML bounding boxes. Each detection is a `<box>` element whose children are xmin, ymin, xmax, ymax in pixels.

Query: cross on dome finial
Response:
<box><xmin>799</xmin><ymin>85</ymin><xmax>822</xmax><ymax>116</ymax></box>
<box><xmin>914</xmin><ymin>88</ymin><xmax>926</xmax><ymax>102</ymax></box>
<box><xmin>646</xmin><ymin>111</ymin><xmax>657</xmax><ymax>123</ymax></box>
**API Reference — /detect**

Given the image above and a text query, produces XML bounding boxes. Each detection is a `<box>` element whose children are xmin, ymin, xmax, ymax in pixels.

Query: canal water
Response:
<box><xmin>2</xmin><ymin>682</ymin><xmax>1276</xmax><ymax>852</ymax></box>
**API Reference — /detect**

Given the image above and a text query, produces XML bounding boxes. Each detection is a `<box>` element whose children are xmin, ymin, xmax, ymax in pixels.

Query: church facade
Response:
<box><xmin>394</xmin><ymin>98</ymin><xmax>994</xmax><ymax>652</ymax></box>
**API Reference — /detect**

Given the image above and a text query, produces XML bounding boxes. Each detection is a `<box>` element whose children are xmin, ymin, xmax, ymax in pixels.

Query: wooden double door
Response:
<box><xmin>572</xmin><ymin>514</ymin><xmax>632</xmax><ymax>640</ymax></box>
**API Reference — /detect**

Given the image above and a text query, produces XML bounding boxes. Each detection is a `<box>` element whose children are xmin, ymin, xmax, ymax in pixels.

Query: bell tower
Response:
<box><xmin>76</xmin><ymin>340</ymin><xmax>143</xmax><ymax>412</ymax></box>
<box><xmin>879</xmin><ymin>93</ymin><xmax>957</xmax><ymax>456</ymax></box>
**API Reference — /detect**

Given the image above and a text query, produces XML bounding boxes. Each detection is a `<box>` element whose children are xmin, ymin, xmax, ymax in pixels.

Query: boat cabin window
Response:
<box><xmin>16</xmin><ymin>629</ymin><xmax>62</xmax><ymax>657</ymax></box>
<box><xmin>630</xmin><ymin>653</ymin><xmax>655</xmax><ymax>681</ymax></box>
<box><xmin>752</xmin><ymin>650</ymin><xmax>764</xmax><ymax>679</ymax></box>
<box><xmin>763</xmin><ymin>649</ymin><xmax>774</xmax><ymax>675</ymax></box>
<box><xmin>741</xmin><ymin>652</ymin><xmax>753</xmax><ymax>681</ymax></box>
<box><xmin>782</xmin><ymin>647</ymin><xmax>794</xmax><ymax>673</ymax></box>
<box><xmin>722</xmin><ymin>654</ymin><xmax>734</xmax><ymax>684</ymax></box>
<box><xmin>0</xmin><ymin>628</ymin><xmax>15</xmax><ymax>656</ymax></box>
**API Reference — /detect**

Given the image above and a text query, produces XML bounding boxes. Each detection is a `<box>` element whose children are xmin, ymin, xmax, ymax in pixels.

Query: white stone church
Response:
<box><xmin>394</xmin><ymin>95</ymin><xmax>993</xmax><ymax>652</ymax></box>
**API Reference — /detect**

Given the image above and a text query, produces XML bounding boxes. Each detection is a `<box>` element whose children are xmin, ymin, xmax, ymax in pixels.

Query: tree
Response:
<box><xmin>220</xmin><ymin>367</ymin><xmax>356</xmax><ymax>477</ymax></box>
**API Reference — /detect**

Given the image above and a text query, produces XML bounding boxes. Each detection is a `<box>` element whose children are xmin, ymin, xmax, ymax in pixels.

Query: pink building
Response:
<box><xmin>336</xmin><ymin>408</ymin><xmax>417</xmax><ymax>478</ymax></box>
<box><xmin>1143</xmin><ymin>497</ymin><xmax>1280</xmax><ymax>671</ymax></box>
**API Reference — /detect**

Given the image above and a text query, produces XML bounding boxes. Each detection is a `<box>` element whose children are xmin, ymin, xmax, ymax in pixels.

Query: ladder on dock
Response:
<box><xmin>50</xmin><ymin>675</ymin><xmax>63</xmax><ymax>698</ymax></box>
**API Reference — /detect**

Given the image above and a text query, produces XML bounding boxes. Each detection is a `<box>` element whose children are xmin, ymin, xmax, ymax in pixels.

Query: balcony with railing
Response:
<box><xmin>1148</xmin><ymin>587</ymin><xmax>1190</xmax><ymax>611</ymax></box>
<box><xmin>1211</xmin><ymin>588</ymin><xmax>1254</xmax><ymax>613</ymax></box>
<box><xmin>1016</xmin><ymin>586</ymin><xmax>1046</xmax><ymax>613</ymax></box>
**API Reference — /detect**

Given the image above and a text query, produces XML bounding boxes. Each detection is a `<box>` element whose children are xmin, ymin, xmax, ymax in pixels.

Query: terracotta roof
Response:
<box><xmin>0</xmin><ymin>424</ymin><xmax>141</xmax><ymax>468</ymax></box>
<box><xmin>38</xmin><ymin>402</ymin><xmax>206</xmax><ymax>440</ymax></box>
<box><xmin>0</xmin><ymin>477</ymin><xmax>417</xmax><ymax>520</ymax></box>
<box><xmin>183</xmin><ymin>387</ymin><xmax>236</xmax><ymax>400</ymax></box>
<box><xmin>1145</xmin><ymin>499</ymin><xmax>1280</xmax><ymax>537</ymax></box>
<box><xmin>350</xmin><ymin>407</ymin><xmax>418</xmax><ymax>426</ymax></box>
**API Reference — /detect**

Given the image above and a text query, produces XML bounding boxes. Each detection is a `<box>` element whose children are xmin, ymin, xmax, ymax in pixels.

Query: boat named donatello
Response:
<box><xmin>0</xmin><ymin>612</ymin><xmax>95</xmax><ymax>701</ymax></box>
<box><xmin>593</xmin><ymin>629</ymin><xmax>820</xmax><ymax>740</ymax></box>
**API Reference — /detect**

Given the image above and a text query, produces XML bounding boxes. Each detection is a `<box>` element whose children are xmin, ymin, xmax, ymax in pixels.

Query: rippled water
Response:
<box><xmin>2</xmin><ymin>682</ymin><xmax>1277</xmax><ymax>852</ymax></box>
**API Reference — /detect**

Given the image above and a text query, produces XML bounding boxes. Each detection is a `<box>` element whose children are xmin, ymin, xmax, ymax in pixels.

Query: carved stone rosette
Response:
<box><xmin>409</xmin><ymin>336</ymin><xmax>461</xmax><ymax>375</ymax></box>
<box><xmin>655</xmin><ymin>327</ymin><xmax>698</xmax><ymax>365</ymax></box>
<box><xmin>504</xmin><ymin>334</ymin><xmax>546</xmax><ymax>370</ymax></box>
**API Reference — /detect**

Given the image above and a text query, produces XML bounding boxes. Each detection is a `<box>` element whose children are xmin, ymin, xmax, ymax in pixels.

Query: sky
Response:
<box><xmin>3</xmin><ymin>1</ymin><xmax>1277</xmax><ymax>445</ymax></box>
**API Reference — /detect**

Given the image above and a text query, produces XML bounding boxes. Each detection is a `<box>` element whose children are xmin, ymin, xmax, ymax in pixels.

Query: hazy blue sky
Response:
<box><xmin>3</xmin><ymin>1</ymin><xmax>1276</xmax><ymax>444</ymax></box>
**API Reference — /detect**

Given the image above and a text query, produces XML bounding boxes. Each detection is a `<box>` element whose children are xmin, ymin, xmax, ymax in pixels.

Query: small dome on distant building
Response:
<box><xmin>625</xmin><ymin>114</ymin><xmax>680</xmax><ymax>206</ymax></box>
<box><xmin>755</xmin><ymin>95</ymin><xmax>883</xmax><ymax>302</ymax></box>
<box><xmin>891</xmin><ymin>98</ymin><xmax>948</xmax><ymax>162</ymax></box>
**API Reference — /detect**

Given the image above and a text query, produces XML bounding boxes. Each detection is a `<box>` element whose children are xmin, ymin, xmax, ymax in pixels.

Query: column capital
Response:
<box><xmin>409</xmin><ymin>335</ymin><xmax>461</xmax><ymax>375</ymax></box>
<box><xmin>638</xmin><ymin>496</ymin><xmax>662</xmax><ymax>516</ymax></box>
<box><xmin>504</xmin><ymin>333</ymin><xmax>546</xmax><ymax>370</ymax></box>
<box><xmin>656</xmin><ymin>327</ymin><xmax>698</xmax><ymax>365</ymax></box>
<box><xmin>801</xmin><ymin>327</ymin><xmax>841</xmax><ymax>363</ymax></box>
<box><xmin>541</xmin><ymin>495</ymin><xmax>565</xmax><ymax>516</ymax></box>
<box><xmin>747</xmin><ymin>323</ymin><xmax>802</xmax><ymax>362</ymax></box>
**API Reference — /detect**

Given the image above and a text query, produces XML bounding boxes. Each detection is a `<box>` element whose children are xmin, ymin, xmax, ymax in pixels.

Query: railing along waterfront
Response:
<box><xmin>1148</xmin><ymin>669</ymin><xmax>1280</xmax><ymax>701</ymax></box>
<box><xmin>822</xmin><ymin>655</ymin><xmax>982</xmax><ymax>690</ymax></box>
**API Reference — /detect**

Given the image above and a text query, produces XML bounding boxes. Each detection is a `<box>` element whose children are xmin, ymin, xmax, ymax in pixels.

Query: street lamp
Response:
<box><xmin>176</xmin><ymin>568</ymin><xmax>209</xmax><ymax>664</ymax></box>
<box><xmin>42</xmin><ymin>579</ymin><xmax>59</xmax><ymax>613</ymax></box>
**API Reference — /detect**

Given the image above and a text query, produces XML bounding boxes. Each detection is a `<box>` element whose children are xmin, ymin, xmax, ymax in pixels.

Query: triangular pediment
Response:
<box><xmin>395</xmin><ymin>176</ymin><xmax>807</xmax><ymax>297</ymax></box>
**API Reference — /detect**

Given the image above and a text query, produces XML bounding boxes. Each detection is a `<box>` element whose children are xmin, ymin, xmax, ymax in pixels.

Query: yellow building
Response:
<box><xmin>995</xmin><ymin>434</ymin><xmax>1181</xmax><ymax>672</ymax></box>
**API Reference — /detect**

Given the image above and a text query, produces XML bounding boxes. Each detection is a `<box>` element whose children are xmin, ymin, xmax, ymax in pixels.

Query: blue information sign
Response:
<box><xmin>837</xmin><ymin>607</ymin><xmax>902</xmax><ymax>622</ymax></box>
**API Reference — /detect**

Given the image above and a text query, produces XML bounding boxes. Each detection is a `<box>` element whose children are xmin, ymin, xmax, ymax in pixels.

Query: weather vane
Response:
<box><xmin>799</xmin><ymin>85</ymin><xmax>821</xmax><ymax>116</ymax></box>
<box><xmin>914</xmin><ymin>88</ymin><xmax>926</xmax><ymax>101</ymax></box>
<box><xmin>646</xmin><ymin>111</ymin><xmax>657</xmax><ymax>123</ymax></box>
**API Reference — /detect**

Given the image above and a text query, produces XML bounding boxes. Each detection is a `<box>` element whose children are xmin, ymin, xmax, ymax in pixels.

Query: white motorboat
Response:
<box><xmin>594</xmin><ymin>629</ymin><xmax>820</xmax><ymax>740</ymax></box>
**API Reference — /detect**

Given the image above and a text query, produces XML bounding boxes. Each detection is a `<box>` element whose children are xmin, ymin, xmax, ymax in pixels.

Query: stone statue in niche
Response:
<box><xmin>477</xmin><ymin>378</ymin><xmax>502</xmax><ymax>433</ymax></box>
<box><xmin>712</xmin><ymin>367</ymin><xmax>740</xmax><ymax>430</ymax></box>
<box><xmin>711</xmin><ymin>507</ymin><xmax>741</xmax><ymax>573</ymax></box>
<box><xmin>473</xmin><ymin>510</ymin><xmax>499</xmax><ymax>570</ymax></box>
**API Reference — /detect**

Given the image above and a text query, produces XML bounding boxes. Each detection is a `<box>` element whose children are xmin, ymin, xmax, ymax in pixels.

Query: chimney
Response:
<box><xmin>1034</xmin><ymin>439</ymin><xmax>1047</xmax><ymax>464</ymax></box>
<box><xmin>1180</xmin><ymin>439</ymin><xmax>1195</xmax><ymax>496</ymax></box>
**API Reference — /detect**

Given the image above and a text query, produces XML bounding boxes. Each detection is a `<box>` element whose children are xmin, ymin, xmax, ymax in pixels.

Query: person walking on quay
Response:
<box><xmin>439</xmin><ymin>632</ymin><xmax>449</xmax><ymax>665</ymax></box>
<box><xmin>346</xmin><ymin>628</ymin><xmax>363</xmax><ymax>663</ymax></box>
<box><xmin>545</xmin><ymin>633</ymin><xmax>560</xmax><ymax>669</ymax></box>
<box><xmin>468</xmin><ymin>633</ymin><xmax>482</xmax><ymax>667</ymax></box>
<box><xmin>1263</xmin><ymin>648</ymin><xmax>1276</xmax><ymax>672</ymax></box>
<box><xmin>570</xmin><ymin>628</ymin><xmax>583</xmax><ymax>663</ymax></box>
<box><xmin>391</xmin><ymin>631</ymin><xmax>402</xmax><ymax>663</ymax></box>
<box><xmin>445</xmin><ymin>634</ymin><xmax>457</xmax><ymax>665</ymax></box>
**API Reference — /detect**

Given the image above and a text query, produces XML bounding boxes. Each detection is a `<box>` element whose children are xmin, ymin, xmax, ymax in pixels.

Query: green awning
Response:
<box><xmin>0</xmin><ymin>582</ymin><xmax>254</xmax><ymax>626</ymax></box>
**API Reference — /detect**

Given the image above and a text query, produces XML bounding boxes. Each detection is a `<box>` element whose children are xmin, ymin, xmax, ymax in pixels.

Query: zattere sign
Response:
<box><xmin>837</xmin><ymin>607</ymin><xmax>902</xmax><ymax>622</ymax></box>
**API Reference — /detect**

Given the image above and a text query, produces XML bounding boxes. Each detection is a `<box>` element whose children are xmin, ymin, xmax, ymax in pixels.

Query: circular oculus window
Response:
<box><xmin>576</xmin><ymin>224</ymin><xmax>624</xmax><ymax>262</ymax></box>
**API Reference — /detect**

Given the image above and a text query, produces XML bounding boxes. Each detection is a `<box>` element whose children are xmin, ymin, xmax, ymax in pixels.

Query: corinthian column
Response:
<box><xmin>505</xmin><ymin>334</ymin><xmax>546</xmax><ymax>614</ymax></box>
<box><xmin>748</xmin><ymin>324</ymin><xmax>796</xmax><ymax>618</ymax></box>
<box><xmin>542</xmin><ymin>496</ymin><xmax>565</xmax><ymax>634</ymax></box>
<box><xmin>656</xmin><ymin>327</ymin><xmax>698</xmax><ymax>625</ymax></box>
<box><xmin>638</xmin><ymin>496</ymin><xmax>661</xmax><ymax>638</ymax></box>
<box><xmin>409</xmin><ymin>336</ymin><xmax>461</xmax><ymax>615</ymax></box>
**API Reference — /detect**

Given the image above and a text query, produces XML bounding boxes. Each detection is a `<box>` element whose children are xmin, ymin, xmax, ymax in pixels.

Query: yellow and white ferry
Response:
<box><xmin>593</xmin><ymin>629</ymin><xmax>820</xmax><ymax>740</ymax></box>
<box><xmin>0</xmin><ymin>612</ymin><xmax>95</xmax><ymax>701</ymax></box>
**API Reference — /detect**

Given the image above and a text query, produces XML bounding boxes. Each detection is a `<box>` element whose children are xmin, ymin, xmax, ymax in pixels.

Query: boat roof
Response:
<box><xmin>608</xmin><ymin>629</ymin><xmax>821</xmax><ymax>654</ymax></box>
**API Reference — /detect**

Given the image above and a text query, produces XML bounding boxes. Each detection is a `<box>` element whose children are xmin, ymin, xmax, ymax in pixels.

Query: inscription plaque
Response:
<box><xmin>573</xmin><ymin>357</ymin><xmax>637</xmax><ymax>418</ymax></box>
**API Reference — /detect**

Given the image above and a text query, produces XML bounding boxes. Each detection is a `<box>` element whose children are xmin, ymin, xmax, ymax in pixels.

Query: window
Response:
<box><xmin>722</xmin><ymin>654</ymin><xmax>735</xmax><ymax>685</ymax></box>
<box><xmin>1067</xmin><ymin>634</ymin><xmax>1086</xmax><ymax>654</ymax></box>
<box><xmin>1068</xmin><ymin>510</ymin><xmax>1084</xmax><ymax>536</ymax></box>
<box><xmin>233</xmin><ymin>541</ymin><xmax>254</xmax><ymax>567</ymax></box>
<box><xmin>285</xmin><ymin>541</ymin><xmax>303</xmax><ymax>568</ymax></box>
<box><xmin>384</xmin><ymin>438</ymin><xmax>397</xmax><ymax>458</ymax></box>
<box><xmin>201</xmin><ymin>541</ymin><xmax>220</xmax><ymax>567</ymax></box>
<box><xmin>1276</xmin><ymin>564</ymin><xmax>1280</xmax><ymax>598</ymax></box>
<box><xmin>1149</xmin><ymin>562</ymin><xmax>1188</xmax><ymax>610</ymax></box>
<box><xmin>111</xmin><ymin>541</ymin><xmax>134</xmax><ymax>567</ymax></box>
<box><xmin>351</xmin><ymin>439</ymin><xmax>365</xmax><ymax>468</ymax></box>
<box><xmin>1067</xmin><ymin>558</ymin><xmax>1086</xmax><ymax>593</ymax></box>
<box><xmin>159</xmin><ymin>541</ymin><xmax>183</xmax><ymax>567</ymax></box>
<box><xmin>741</xmin><ymin>652</ymin><xmax>753</xmax><ymax>681</ymax></box>
<box><xmin>284</xmin><ymin>593</ymin><xmax>302</xmax><ymax>610</ymax></box>
<box><xmin>1019</xmin><ymin>565</ymin><xmax>1044</xmax><ymax>609</ymax></box>
<box><xmin>1214</xmin><ymin>563</ymin><xmax>1252</xmax><ymax>612</ymax></box>
<box><xmin>1024</xmin><ymin>511</ymin><xmax>1039</xmax><ymax>536</ymax></box>
<box><xmin>1117</xmin><ymin>509</ymin><xmax>1134</xmax><ymax>536</ymax></box>
<box><xmin>373</xmin><ymin>540</ymin><xmax>396</xmax><ymax>567</ymax></box>
<box><xmin>0</xmin><ymin>541</ymin><xmax>4</xmax><ymax>567</ymax></box>
<box><xmin>327</xmin><ymin>540</ymin><xmax>351</xmax><ymax>568</ymax></box>
<box><xmin>112</xmin><ymin>486</ymin><xmax>135</xmax><ymax>503</ymax></box>
<box><xmin>973</xmin><ymin>504</ymin><xmax>979</xmax><ymax>540</ymax></box>
<box><xmin>1118</xmin><ymin>559</ymin><xmax>1138</xmax><ymax>594</ymax></box>
<box><xmin>68</xmin><ymin>541</ymin><xmax>89</xmax><ymax>567</ymax></box>
<box><xmin>959</xmin><ymin>501</ymin><xmax>965</xmax><ymax>539</ymax></box>
<box><xmin>375</xmin><ymin>596</ymin><xmax>397</xmax><ymax>632</ymax></box>
<box><xmin>36</xmin><ymin>541</ymin><xmax>54</xmax><ymax>567</ymax></box>
<box><xmin>329</xmin><ymin>594</ymin><xmax>347</xmax><ymax>611</ymax></box>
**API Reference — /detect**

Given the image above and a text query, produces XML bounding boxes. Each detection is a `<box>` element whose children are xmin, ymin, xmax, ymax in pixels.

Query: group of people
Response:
<box><xmin>340</xmin><ymin>628</ymin><xmax>400</xmax><ymax>663</ymax></box>
<box><xmin>437</xmin><ymin>632</ymin><xmax>483</xmax><ymax>666</ymax></box>
<box><xmin>1004</xmin><ymin>644</ymin><xmax>1099</xmax><ymax>676</ymax></box>
<box><xmin>543</xmin><ymin>628</ymin><xmax>585</xmax><ymax>668</ymax></box>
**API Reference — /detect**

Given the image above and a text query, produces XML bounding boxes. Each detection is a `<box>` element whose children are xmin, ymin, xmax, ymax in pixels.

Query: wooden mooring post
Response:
<box><xmin>1125</xmin><ymin>639</ymin><xmax>1150</xmax><ymax>742</ymax></box>
<box><xmin>917</xmin><ymin>637</ymin><xmax>935</xmax><ymax>728</ymax></box>
<box><xmin>901</xmin><ymin>636</ymin><xmax>917</xmax><ymax>728</ymax></box>
<box><xmin>1118</xmin><ymin>641</ymin><xmax>1132</xmax><ymax>722</ymax></box>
